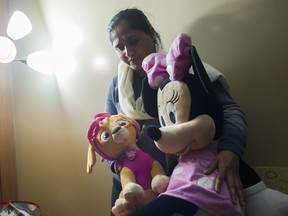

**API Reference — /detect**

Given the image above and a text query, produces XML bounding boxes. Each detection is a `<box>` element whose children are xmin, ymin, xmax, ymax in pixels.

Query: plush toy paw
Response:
<box><xmin>123</xmin><ymin>182</ymin><xmax>145</xmax><ymax>203</ymax></box>
<box><xmin>112</xmin><ymin>198</ymin><xmax>136</xmax><ymax>216</ymax></box>
<box><xmin>151</xmin><ymin>174</ymin><xmax>170</xmax><ymax>193</ymax></box>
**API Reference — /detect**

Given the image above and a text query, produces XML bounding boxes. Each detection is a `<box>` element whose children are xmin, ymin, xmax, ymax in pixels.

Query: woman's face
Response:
<box><xmin>110</xmin><ymin>22</ymin><xmax>156</xmax><ymax>76</ymax></box>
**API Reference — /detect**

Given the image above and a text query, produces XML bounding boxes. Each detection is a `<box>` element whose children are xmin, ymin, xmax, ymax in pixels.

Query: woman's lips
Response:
<box><xmin>129</xmin><ymin>57</ymin><xmax>141</xmax><ymax>65</ymax></box>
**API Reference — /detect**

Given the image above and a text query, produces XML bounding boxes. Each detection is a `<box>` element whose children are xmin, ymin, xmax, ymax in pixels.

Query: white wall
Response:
<box><xmin>6</xmin><ymin>0</ymin><xmax>288</xmax><ymax>215</ymax></box>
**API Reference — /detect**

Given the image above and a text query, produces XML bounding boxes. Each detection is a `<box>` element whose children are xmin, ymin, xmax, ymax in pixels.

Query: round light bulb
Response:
<box><xmin>0</xmin><ymin>36</ymin><xmax>17</xmax><ymax>63</ymax></box>
<box><xmin>6</xmin><ymin>11</ymin><xmax>32</xmax><ymax>40</ymax></box>
<box><xmin>26</xmin><ymin>50</ymin><xmax>54</xmax><ymax>74</ymax></box>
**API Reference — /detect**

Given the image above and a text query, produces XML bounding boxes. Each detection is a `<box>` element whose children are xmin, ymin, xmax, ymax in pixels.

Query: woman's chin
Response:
<box><xmin>130</xmin><ymin>64</ymin><xmax>141</xmax><ymax>71</ymax></box>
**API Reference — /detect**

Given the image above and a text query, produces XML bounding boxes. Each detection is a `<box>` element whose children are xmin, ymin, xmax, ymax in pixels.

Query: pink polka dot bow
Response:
<box><xmin>142</xmin><ymin>33</ymin><xmax>192</xmax><ymax>90</ymax></box>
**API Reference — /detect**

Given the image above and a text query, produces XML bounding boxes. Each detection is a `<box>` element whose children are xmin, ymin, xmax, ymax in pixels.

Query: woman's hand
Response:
<box><xmin>204</xmin><ymin>150</ymin><xmax>245</xmax><ymax>206</ymax></box>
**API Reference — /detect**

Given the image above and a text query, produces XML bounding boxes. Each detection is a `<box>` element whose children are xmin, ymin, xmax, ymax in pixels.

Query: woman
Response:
<box><xmin>105</xmin><ymin>8</ymin><xmax>255</xmax><ymax>215</ymax></box>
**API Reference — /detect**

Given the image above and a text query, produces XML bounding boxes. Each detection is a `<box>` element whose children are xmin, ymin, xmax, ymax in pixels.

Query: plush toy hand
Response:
<box><xmin>122</xmin><ymin>182</ymin><xmax>145</xmax><ymax>203</ymax></box>
<box><xmin>151</xmin><ymin>174</ymin><xmax>170</xmax><ymax>193</ymax></box>
<box><xmin>112</xmin><ymin>199</ymin><xmax>136</xmax><ymax>216</ymax></box>
<box><xmin>112</xmin><ymin>183</ymin><xmax>144</xmax><ymax>216</ymax></box>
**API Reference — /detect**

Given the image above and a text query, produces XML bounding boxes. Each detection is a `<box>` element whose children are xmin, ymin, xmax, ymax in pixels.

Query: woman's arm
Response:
<box><xmin>105</xmin><ymin>76</ymin><xmax>119</xmax><ymax>173</ymax></box>
<box><xmin>105</xmin><ymin>76</ymin><xmax>119</xmax><ymax>115</ymax></box>
<box><xmin>214</xmin><ymin>80</ymin><xmax>247</xmax><ymax>156</ymax></box>
<box><xmin>205</xmin><ymin>80</ymin><xmax>247</xmax><ymax>206</ymax></box>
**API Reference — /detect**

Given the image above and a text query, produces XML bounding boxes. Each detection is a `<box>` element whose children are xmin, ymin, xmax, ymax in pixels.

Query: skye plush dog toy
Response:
<box><xmin>86</xmin><ymin>113</ymin><xmax>169</xmax><ymax>215</ymax></box>
<box><xmin>140</xmin><ymin>33</ymin><xmax>288</xmax><ymax>215</ymax></box>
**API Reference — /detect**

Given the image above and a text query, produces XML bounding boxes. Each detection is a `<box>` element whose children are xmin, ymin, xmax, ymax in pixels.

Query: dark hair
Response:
<box><xmin>108</xmin><ymin>8</ymin><xmax>162</xmax><ymax>50</ymax></box>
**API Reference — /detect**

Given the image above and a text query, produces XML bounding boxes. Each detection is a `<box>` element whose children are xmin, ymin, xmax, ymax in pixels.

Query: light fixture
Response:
<box><xmin>7</xmin><ymin>11</ymin><xmax>32</xmax><ymax>40</ymax></box>
<box><xmin>0</xmin><ymin>36</ymin><xmax>17</xmax><ymax>63</ymax></box>
<box><xmin>1</xmin><ymin>10</ymin><xmax>81</xmax><ymax>76</ymax></box>
<box><xmin>0</xmin><ymin>11</ymin><xmax>32</xmax><ymax>64</ymax></box>
<box><xmin>26</xmin><ymin>50</ymin><xmax>54</xmax><ymax>75</ymax></box>
<box><xmin>0</xmin><ymin>11</ymin><xmax>54</xmax><ymax>74</ymax></box>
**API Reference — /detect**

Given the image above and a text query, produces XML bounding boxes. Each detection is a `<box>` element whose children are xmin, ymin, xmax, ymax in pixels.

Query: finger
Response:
<box><xmin>226</xmin><ymin>175</ymin><xmax>238</xmax><ymax>205</ymax></box>
<box><xmin>204</xmin><ymin>158</ymin><xmax>218</xmax><ymax>175</ymax></box>
<box><xmin>235</xmin><ymin>179</ymin><xmax>246</xmax><ymax>206</ymax></box>
<box><xmin>214</xmin><ymin>169</ymin><xmax>225</xmax><ymax>193</ymax></box>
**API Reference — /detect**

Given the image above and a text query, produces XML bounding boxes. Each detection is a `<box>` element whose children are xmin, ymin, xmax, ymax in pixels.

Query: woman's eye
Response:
<box><xmin>117</xmin><ymin>120</ymin><xmax>127</xmax><ymax>126</ymax></box>
<box><xmin>128</xmin><ymin>38</ymin><xmax>138</xmax><ymax>46</ymax></box>
<box><xmin>116</xmin><ymin>46</ymin><xmax>124</xmax><ymax>52</ymax></box>
<box><xmin>100</xmin><ymin>130</ymin><xmax>110</xmax><ymax>141</ymax></box>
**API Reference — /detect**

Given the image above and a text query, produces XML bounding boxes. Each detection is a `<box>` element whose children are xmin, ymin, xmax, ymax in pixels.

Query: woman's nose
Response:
<box><xmin>124</xmin><ymin>46</ymin><xmax>134</xmax><ymax>57</ymax></box>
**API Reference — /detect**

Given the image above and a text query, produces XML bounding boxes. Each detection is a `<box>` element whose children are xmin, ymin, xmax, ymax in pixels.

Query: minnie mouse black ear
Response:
<box><xmin>142</xmin><ymin>77</ymin><xmax>158</xmax><ymax>118</ymax></box>
<box><xmin>189</xmin><ymin>45</ymin><xmax>224</xmax><ymax>139</ymax></box>
<box><xmin>190</xmin><ymin>46</ymin><xmax>216</xmax><ymax>98</ymax></box>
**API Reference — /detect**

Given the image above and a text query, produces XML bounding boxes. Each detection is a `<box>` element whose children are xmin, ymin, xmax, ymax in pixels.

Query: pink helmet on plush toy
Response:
<box><xmin>87</xmin><ymin>112</ymin><xmax>116</xmax><ymax>161</ymax></box>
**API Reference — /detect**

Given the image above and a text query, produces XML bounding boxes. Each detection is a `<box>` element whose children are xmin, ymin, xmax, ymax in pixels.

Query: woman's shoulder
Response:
<box><xmin>107</xmin><ymin>74</ymin><xmax>118</xmax><ymax>90</ymax></box>
<box><xmin>111</xmin><ymin>74</ymin><xmax>118</xmax><ymax>86</ymax></box>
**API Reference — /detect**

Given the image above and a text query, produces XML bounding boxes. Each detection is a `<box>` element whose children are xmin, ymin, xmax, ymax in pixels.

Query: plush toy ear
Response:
<box><xmin>190</xmin><ymin>46</ymin><xmax>216</xmax><ymax>98</ymax></box>
<box><xmin>189</xmin><ymin>46</ymin><xmax>223</xmax><ymax>139</ymax></box>
<box><xmin>87</xmin><ymin>143</ymin><xmax>96</xmax><ymax>174</ymax></box>
<box><xmin>142</xmin><ymin>77</ymin><xmax>158</xmax><ymax>118</ymax></box>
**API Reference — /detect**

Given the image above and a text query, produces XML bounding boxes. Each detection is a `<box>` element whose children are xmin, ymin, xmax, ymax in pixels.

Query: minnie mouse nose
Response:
<box><xmin>146</xmin><ymin>125</ymin><xmax>162</xmax><ymax>141</ymax></box>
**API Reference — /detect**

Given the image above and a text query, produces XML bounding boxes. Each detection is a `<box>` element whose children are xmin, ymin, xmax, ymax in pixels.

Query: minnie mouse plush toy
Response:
<box><xmin>131</xmin><ymin>33</ymin><xmax>288</xmax><ymax>216</ymax></box>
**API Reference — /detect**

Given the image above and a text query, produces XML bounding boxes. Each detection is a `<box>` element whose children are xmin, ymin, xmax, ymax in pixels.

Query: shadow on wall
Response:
<box><xmin>186</xmin><ymin>0</ymin><xmax>288</xmax><ymax>165</ymax></box>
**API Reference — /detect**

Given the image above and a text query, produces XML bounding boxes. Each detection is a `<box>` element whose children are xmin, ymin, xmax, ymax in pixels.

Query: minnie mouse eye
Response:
<box><xmin>169</xmin><ymin>111</ymin><xmax>176</xmax><ymax>124</ymax></box>
<box><xmin>117</xmin><ymin>120</ymin><xmax>127</xmax><ymax>127</ymax></box>
<box><xmin>100</xmin><ymin>130</ymin><xmax>110</xmax><ymax>141</ymax></box>
<box><xmin>160</xmin><ymin>116</ymin><xmax>166</xmax><ymax>126</ymax></box>
<box><xmin>166</xmin><ymin>102</ymin><xmax>176</xmax><ymax>124</ymax></box>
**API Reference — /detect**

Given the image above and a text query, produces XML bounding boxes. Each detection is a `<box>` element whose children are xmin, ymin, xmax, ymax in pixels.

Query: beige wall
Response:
<box><xmin>5</xmin><ymin>0</ymin><xmax>288</xmax><ymax>215</ymax></box>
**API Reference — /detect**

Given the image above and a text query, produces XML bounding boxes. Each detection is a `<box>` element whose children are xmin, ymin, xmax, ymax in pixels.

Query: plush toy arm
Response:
<box><xmin>120</xmin><ymin>167</ymin><xmax>145</xmax><ymax>203</ymax></box>
<box><xmin>120</xmin><ymin>167</ymin><xmax>137</xmax><ymax>186</ymax></box>
<box><xmin>150</xmin><ymin>160</ymin><xmax>169</xmax><ymax>193</ymax></box>
<box><xmin>150</xmin><ymin>160</ymin><xmax>166</xmax><ymax>177</ymax></box>
<box><xmin>147</xmin><ymin>114</ymin><xmax>215</xmax><ymax>155</ymax></box>
<box><xmin>87</xmin><ymin>144</ymin><xmax>96</xmax><ymax>174</ymax></box>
